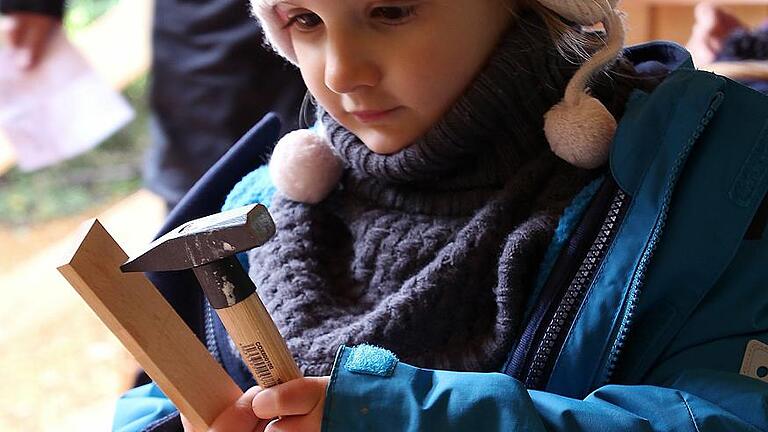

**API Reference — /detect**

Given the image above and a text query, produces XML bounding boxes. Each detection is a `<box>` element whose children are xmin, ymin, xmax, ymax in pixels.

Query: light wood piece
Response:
<box><xmin>58</xmin><ymin>219</ymin><xmax>242</xmax><ymax>431</ymax></box>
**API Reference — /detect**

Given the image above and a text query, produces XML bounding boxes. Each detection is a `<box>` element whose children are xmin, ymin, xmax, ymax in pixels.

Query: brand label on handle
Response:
<box><xmin>741</xmin><ymin>340</ymin><xmax>768</xmax><ymax>383</ymax></box>
<box><xmin>241</xmin><ymin>342</ymin><xmax>280</xmax><ymax>388</ymax></box>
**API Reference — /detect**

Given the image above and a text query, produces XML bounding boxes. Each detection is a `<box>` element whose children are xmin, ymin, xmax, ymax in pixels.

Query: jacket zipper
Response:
<box><xmin>521</xmin><ymin>185</ymin><xmax>628</xmax><ymax>389</ymax></box>
<box><xmin>600</xmin><ymin>91</ymin><xmax>725</xmax><ymax>385</ymax></box>
<box><xmin>509</xmin><ymin>90</ymin><xmax>725</xmax><ymax>390</ymax></box>
<box><xmin>503</xmin><ymin>176</ymin><xmax>629</xmax><ymax>386</ymax></box>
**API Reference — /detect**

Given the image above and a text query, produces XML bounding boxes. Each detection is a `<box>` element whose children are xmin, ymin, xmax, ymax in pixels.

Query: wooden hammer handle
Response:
<box><xmin>216</xmin><ymin>292</ymin><xmax>303</xmax><ymax>387</ymax></box>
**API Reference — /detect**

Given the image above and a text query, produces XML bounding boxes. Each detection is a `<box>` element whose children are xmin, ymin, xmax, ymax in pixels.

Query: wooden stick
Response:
<box><xmin>58</xmin><ymin>219</ymin><xmax>242</xmax><ymax>431</ymax></box>
<box><xmin>216</xmin><ymin>292</ymin><xmax>303</xmax><ymax>387</ymax></box>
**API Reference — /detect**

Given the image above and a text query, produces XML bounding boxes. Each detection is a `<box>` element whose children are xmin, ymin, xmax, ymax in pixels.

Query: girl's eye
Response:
<box><xmin>370</xmin><ymin>5</ymin><xmax>417</xmax><ymax>24</ymax></box>
<box><xmin>283</xmin><ymin>12</ymin><xmax>323</xmax><ymax>31</ymax></box>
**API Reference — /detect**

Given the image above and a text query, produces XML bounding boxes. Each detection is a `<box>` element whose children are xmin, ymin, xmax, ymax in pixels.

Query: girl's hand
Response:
<box><xmin>252</xmin><ymin>376</ymin><xmax>330</xmax><ymax>432</ymax></box>
<box><xmin>181</xmin><ymin>386</ymin><xmax>268</xmax><ymax>432</ymax></box>
<box><xmin>180</xmin><ymin>376</ymin><xmax>330</xmax><ymax>432</ymax></box>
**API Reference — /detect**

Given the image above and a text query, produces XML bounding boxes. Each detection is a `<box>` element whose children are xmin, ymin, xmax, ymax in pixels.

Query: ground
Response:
<box><xmin>0</xmin><ymin>191</ymin><xmax>165</xmax><ymax>431</ymax></box>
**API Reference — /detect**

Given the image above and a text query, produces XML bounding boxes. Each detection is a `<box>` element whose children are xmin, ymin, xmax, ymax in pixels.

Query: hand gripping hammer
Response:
<box><xmin>121</xmin><ymin>204</ymin><xmax>302</xmax><ymax>388</ymax></box>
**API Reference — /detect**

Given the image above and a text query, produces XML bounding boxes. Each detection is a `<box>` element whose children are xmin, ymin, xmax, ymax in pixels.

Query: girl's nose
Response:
<box><xmin>324</xmin><ymin>31</ymin><xmax>381</xmax><ymax>94</ymax></box>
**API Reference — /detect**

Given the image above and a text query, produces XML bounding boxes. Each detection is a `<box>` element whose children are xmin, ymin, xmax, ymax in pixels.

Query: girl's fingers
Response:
<box><xmin>208</xmin><ymin>386</ymin><xmax>264</xmax><ymax>432</ymax></box>
<box><xmin>251</xmin><ymin>377</ymin><xmax>328</xmax><ymax>419</ymax></box>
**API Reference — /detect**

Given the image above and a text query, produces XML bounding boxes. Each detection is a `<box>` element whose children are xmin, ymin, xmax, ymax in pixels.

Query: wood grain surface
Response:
<box><xmin>58</xmin><ymin>219</ymin><xmax>242</xmax><ymax>431</ymax></box>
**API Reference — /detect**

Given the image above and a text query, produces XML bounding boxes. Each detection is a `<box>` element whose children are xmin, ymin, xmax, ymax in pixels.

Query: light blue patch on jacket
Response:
<box><xmin>345</xmin><ymin>344</ymin><xmax>399</xmax><ymax>377</ymax></box>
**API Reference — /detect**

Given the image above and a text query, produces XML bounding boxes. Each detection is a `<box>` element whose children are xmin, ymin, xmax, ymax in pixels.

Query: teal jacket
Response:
<box><xmin>318</xmin><ymin>59</ymin><xmax>768</xmax><ymax>432</ymax></box>
<box><xmin>114</xmin><ymin>44</ymin><xmax>768</xmax><ymax>431</ymax></box>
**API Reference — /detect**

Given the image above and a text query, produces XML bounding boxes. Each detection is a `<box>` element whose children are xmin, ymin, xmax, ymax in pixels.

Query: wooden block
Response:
<box><xmin>58</xmin><ymin>219</ymin><xmax>242</xmax><ymax>431</ymax></box>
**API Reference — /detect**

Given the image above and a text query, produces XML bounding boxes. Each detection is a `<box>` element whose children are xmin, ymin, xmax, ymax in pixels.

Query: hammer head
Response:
<box><xmin>121</xmin><ymin>204</ymin><xmax>275</xmax><ymax>272</ymax></box>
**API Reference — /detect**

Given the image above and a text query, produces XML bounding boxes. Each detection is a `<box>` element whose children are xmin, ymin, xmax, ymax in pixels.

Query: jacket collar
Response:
<box><xmin>624</xmin><ymin>40</ymin><xmax>694</xmax><ymax>77</ymax></box>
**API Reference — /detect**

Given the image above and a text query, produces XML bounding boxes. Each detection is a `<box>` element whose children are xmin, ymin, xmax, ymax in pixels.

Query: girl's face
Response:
<box><xmin>273</xmin><ymin>0</ymin><xmax>514</xmax><ymax>154</ymax></box>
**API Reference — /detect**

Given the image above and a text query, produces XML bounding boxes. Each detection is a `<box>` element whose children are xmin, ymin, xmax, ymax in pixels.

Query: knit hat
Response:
<box><xmin>252</xmin><ymin>0</ymin><xmax>625</xmax><ymax>172</ymax></box>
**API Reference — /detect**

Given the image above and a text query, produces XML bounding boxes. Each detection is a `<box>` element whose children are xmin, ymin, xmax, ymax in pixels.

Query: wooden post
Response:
<box><xmin>58</xmin><ymin>219</ymin><xmax>242</xmax><ymax>431</ymax></box>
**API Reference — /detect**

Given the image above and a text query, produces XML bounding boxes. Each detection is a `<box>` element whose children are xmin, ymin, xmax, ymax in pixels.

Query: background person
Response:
<box><xmin>0</xmin><ymin>0</ymin><xmax>306</xmax><ymax>210</ymax></box>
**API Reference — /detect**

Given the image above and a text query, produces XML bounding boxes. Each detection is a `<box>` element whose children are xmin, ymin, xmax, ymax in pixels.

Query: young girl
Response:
<box><xmin>114</xmin><ymin>0</ymin><xmax>768</xmax><ymax>431</ymax></box>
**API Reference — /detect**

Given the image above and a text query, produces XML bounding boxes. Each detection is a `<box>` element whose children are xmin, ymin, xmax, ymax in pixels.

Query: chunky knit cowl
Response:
<box><xmin>244</xmin><ymin>13</ymin><xmax>641</xmax><ymax>375</ymax></box>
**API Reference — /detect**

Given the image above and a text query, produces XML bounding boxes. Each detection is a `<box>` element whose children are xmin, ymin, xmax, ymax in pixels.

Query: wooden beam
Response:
<box><xmin>58</xmin><ymin>219</ymin><xmax>241</xmax><ymax>431</ymax></box>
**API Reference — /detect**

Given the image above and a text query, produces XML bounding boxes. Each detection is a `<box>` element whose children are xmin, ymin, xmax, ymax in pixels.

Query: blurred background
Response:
<box><xmin>0</xmin><ymin>0</ymin><xmax>767</xmax><ymax>430</ymax></box>
<box><xmin>623</xmin><ymin>0</ymin><xmax>768</xmax><ymax>43</ymax></box>
<box><xmin>0</xmin><ymin>0</ymin><xmax>161</xmax><ymax>430</ymax></box>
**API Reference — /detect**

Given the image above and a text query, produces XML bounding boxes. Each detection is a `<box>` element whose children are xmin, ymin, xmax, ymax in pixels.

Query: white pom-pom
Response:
<box><xmin>543</xmin><ymin>94</ymin><xmax>616</xmax><ymax>169</ymax></box>
<box><xmin>268</xmin><ymin>129</ymin><xmax>344</xmax><ymax>204</ymax></box>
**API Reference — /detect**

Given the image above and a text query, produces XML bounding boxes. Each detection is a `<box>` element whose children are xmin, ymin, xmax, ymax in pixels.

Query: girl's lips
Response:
<box><xmin>350</xmin><ymin>107</ymin><xmax>400</xmax><ymax>123</ymax></box>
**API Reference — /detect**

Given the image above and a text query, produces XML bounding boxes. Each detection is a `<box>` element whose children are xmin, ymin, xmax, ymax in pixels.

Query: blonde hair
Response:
<box><xmin>514</xmin><ymin>0</ymin><xmax>613</xmax><ymax>63</ymax></box>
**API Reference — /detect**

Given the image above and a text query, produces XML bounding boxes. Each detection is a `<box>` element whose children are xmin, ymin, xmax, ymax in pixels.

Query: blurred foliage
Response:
<box><xmin>64</xmin><ymin>0</ymin><xmax>120</xmax><ymax>31</ymax></box>
<box><xmin>0</xmin><ymin>76</ymin><xmax>149</xmax><ymax>226</ymax></box>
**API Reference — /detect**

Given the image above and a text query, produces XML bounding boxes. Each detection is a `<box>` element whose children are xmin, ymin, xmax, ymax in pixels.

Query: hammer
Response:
<box><xmin>121</xmin><ymin>204</ymin><xmax>302</xmax><ymax>388</ymax></box>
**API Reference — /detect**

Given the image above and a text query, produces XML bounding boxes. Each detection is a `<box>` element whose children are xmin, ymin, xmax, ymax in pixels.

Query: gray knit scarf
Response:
<box><xmin>244</xmin><ymin>14</ymin><xmax>640</xmax><ymax>375</ymax></box>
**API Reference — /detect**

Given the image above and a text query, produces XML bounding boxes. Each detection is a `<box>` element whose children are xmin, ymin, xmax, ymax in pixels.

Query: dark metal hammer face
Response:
<box><xmin>121</xmin><ymin>204</ymin><xmax>275</xmax><ymax>308</ymax></box>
